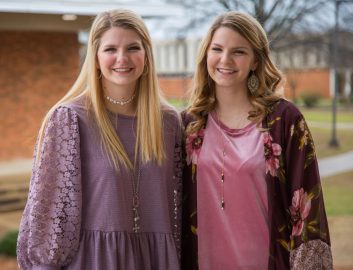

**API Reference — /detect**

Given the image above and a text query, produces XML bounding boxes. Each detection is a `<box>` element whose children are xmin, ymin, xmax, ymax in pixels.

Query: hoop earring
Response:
<box><xmin>247</xmin><ymin>70</ymin><xmax>259</xmax><ymax>95</ymax></box>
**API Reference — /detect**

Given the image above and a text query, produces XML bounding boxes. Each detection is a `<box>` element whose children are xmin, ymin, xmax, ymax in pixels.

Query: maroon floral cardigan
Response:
<box><xmin>181</xmin><ymin>99</ymin><xmax>333</xmax><ymax>269</ymax></box>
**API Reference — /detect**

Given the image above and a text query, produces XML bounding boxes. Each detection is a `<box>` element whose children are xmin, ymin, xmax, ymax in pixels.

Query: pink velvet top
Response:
<box><xmin>197</xmin><ymin>112</ymin><xmax>269</xmax><ymax>269</ymax></box>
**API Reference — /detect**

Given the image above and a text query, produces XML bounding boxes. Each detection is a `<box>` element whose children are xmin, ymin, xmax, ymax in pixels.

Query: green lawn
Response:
<box><xmin>322</xmin><ymin>171</ymin><xmax>353</xmax><ymax>216</ymax></box>
<box><xmin>301</xmin><ymin>108</ymin><xmax>353</xmax><ymax>123</ymax></box>
<box><xmin>310</xmin><ymin>128</ymin><xmax>353</xmax><ymax>159</ymax></box>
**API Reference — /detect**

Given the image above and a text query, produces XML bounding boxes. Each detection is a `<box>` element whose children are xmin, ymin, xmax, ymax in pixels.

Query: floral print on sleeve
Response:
<box><xmin>185</xmin><ymin>128</ymin><xmax>205</xmax><ymax>165</ymax></box>
<box><xmin>290</xmin><ymin>118</ymin><xmax>316</xmax><ymax>169</ymax></box>
<box><xmin>263</xmin><ymin>131</ymin><xmax>282</xmax><ymax>178</ymax></box>
<box><xmin>289</xmin><ymin>188</ymin><xmax>311</xmax><ymax>238</ymax></box>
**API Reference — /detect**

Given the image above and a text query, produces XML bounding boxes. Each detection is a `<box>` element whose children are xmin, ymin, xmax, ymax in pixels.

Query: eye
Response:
<box><xmin>211</xmin><ymin>47</ymin><xmax>222</xmax><ymax>52</ymax></box>
<box><xmin>128</xmin><ymin>45</ymin><xmax>141</xmax><ymax>51</ymax></box>
<box><xmin>233</xmin><ymin>50</ymin><xmax>245</xmax><ymax>55</ymax></box>
<box><xmin>103</xmin><ymin>47</ymin><xmax>116</xmax><ymax>53</ymax></box>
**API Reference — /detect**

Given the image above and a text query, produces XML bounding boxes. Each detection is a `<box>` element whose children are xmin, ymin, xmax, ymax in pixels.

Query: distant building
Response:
<box><xmin>0</xmin><ymin>0</ymin><xmax>183</xmax><ymax>162</ymax></box>
<box><xmin>272</xmin><ymin>30</ymin><xmax>353</xmax><ymax>101</ymax></box>
<box><xmin>154</xmin><ymin>30</ymin><xmax>353</xmax><ymax>101</ymax></box>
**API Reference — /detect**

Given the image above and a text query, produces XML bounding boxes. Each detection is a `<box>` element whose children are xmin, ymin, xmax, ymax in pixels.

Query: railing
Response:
<box><xmin>0</xmin><ymin>176</ymin><xmax>28</xmax><ymax>212</ymax></box>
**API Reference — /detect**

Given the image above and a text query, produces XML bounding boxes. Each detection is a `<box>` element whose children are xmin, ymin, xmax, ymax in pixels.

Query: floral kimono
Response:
<box><xmin>181</xmin><ymin>99</ymin><xmax>333</xmax><ymax>269</ymax></box>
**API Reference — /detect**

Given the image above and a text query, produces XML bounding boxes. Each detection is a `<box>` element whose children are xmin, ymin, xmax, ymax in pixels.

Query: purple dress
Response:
<box><xmin>17</xmin><ymin>99</ymin><xmax>183</xmax><ymax>270</ymax></box>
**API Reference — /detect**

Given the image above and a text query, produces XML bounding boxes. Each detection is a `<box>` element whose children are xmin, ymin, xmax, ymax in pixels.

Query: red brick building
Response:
<box><xmin>0</xmin><ymin>1</ymin><xmax>183</xmax><ymax>162</ymax></box>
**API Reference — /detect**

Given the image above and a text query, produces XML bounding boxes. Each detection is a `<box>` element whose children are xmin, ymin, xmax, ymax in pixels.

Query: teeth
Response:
<box><xmin>113</xmin><ymin>68</ymin><xmax>131</xmax><ymax>72</ymax></box>
<box><xmin>217</xmin><ymin>68</ymin><xmax>235</xmax><ymax>74</ymax></box>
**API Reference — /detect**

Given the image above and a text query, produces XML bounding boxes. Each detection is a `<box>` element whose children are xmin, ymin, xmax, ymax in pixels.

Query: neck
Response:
<box><xmin>103</xmin><ymin>80</ymin><xmax>137</xmax><ymax>116</ymax></box>
<box><xmin>215</xmin><ymin>86</ymin><xmax>253</xmax><ymax>129</ymax></box>
<box><xmin>105</xmin><ymin>99</ymin><xmax>137</xmax><ymax>116</ymax></box>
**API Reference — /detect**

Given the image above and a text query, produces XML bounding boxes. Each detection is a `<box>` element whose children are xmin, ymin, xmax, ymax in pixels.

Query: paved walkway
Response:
<box><xmin>308</xmin><ymin>121</ymin><xmax>353</xmax><ymax>130</ymax></box>
<box><xmin>318</xmin><ymin>150</ymin><xmax>353</xmax><ymax>178</ymax></box>
<box><xmin>0</xmin><ymin>150</ymin><xmax>353</xmax><ymax>179</ymax></box>
<box><xmin>0</xmin><ymin>159</ymin><xmax>32</xmax><ymax>177</ymax></box>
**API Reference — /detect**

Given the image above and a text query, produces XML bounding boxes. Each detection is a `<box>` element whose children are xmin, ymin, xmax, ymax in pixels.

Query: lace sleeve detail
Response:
<box><xmin>17</xmin><ymin>106</ymin><xmax>82</xmax><ymax>269</ymax></box>
<box><xmin>172</xmin><ymin>120</ymin><xmax>183</xmax><ymax>258</ymax></box>
<box><xmin>290</xmin><ymin>239</ymin><xmax>333</xmax><ymax>270</ymax></box>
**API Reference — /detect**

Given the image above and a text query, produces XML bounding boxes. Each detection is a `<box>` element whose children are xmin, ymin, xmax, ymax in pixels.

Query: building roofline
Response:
<box><xmin>0</xmin><ymin>0</ymin><xmax>183</xmax><ymax>17</ymax></box>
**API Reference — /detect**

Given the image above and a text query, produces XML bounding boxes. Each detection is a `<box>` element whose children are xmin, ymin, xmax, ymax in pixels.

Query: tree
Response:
<box><xmin>178</xmin><ymin>0</ymin><xmax>332</xmax><ymax>45</ymax></box>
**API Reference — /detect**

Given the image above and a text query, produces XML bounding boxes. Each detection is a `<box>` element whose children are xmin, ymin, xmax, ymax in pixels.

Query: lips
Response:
<box><xmin>112</xmin><ymin>67</ymin><xmax>133</xmax><ymax>72</ymax></box>
<box><xmin>216</xmin><ymin>68</ymin><xmax>236</xmax><ymax>74</ymax></box>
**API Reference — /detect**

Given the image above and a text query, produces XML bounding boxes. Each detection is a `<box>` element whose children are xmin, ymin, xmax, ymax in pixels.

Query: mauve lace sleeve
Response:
<box><xmin>17</xmin><ymin>106</ymin><xmax>82</xmax><ymax>270</ymax></box>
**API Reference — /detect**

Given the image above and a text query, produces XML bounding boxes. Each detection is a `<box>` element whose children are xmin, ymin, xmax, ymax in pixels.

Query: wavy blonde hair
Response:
<box><xmin>187</xmin><ymin>11</ymin><xmax>282</xmax><ymax>134</ymax></box>
<box><xmin>36</xmin><ymin>9</ymin><xmax>166</xmax><ymax>169</ymax></box>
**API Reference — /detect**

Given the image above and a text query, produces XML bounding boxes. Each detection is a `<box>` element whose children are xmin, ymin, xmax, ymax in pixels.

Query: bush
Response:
<box><xmin>0</xmin><ymin>230</ymin><xmax>18</xmax><ymax>257</ymax></box>
<box><xmin>301</xmin><ymin>91</ymin><xmax>322</xmax><ymax>108</ymax></box>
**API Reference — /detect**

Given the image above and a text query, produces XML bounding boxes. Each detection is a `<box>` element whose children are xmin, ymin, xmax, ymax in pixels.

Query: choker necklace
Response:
<box><xmin>105</xmin><ymin>92</ymin><xmax>136</xmax><ymax>106</ymax></box>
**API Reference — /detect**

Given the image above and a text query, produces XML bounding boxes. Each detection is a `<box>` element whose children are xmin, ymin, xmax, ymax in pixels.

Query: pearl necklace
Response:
<box><xmin>104</xmin><ymin>92</ymin><xmax>136</xmax><ymax>106</ymax></box>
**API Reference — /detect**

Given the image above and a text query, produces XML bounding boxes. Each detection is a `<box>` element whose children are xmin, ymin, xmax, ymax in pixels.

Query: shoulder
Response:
<box><xmin>269</xmin><ymin>98</ymin><xmax>303</xmax><ymax>123</ymax></box>
<box><xmin>50</xmin><ymin>97</ymin><xmax>89</xmax><ymax>124</ymax></box>
<box><xmin>162</xmin><ymin>104</ymin><xmax>182</xmax><ymax>127</ymax></box>
<box><xmin>180</xmin><ymin>109</ymin><xmax>196</xmax><ymax>128</ymax></box>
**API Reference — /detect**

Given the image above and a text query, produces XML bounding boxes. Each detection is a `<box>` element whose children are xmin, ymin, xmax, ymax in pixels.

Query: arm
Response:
<box><xmin>281</xmin><ymin>108</ymin><xmax>332</xmax><ymax>269</ymax></box>
<box><xmin>17</xmin><ymin>106</ymin><xmax>82</xmax><ymax>270</ymax></box>
<box><xmin>180</xmin><ymin>111</ymin><xmax>199</xmax><ymax>270</ymax></box>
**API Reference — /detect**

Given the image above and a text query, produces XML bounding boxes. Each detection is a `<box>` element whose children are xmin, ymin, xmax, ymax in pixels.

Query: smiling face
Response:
<box><xmin>207</xmin><ymin>26</ymin><xmax>257</xmax><ymax>92</ymax></box>
<box><xmin>97</xmin><ymin>26</ymin><xmax>146</xmax><ymax>93</ymax></box>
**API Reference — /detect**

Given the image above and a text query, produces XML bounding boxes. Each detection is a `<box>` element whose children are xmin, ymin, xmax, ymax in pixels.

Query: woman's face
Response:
<box><xmin>207</xmin><ymin>26</ymin><xmax>257</xmax><ymax>91</ymax></box>
<box><xmin>97</xmin><ymin>27</ymin><xmax>146</xmax><ymax>91</ymax></box>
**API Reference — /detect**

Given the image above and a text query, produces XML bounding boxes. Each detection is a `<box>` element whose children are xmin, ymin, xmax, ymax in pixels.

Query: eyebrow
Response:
<box><xmin>210</xmin><ymin>43</ymin><xmax>250</xmax><ymax>50</ymax></box>
<box><xmin>101</xmin><ymin>42</ymin><xmax>142</xmax><ymax>48</ymax></box>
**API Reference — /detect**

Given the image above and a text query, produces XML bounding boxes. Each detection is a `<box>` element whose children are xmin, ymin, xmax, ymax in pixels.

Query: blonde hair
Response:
<box><xmin>187</xmin><ymin>11</ymin><xmax>282</xmax><ymax>134</ymax></box>
<box><xmin>36</xmin><ymin>9</ymin><xmax>166</xmax><ymax>169</ymax></box>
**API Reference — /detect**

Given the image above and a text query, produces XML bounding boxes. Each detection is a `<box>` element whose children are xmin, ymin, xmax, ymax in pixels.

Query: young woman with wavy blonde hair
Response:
<box><xmin>182</xmin><ymin>11</ymin><xmax>332</xmax><ymax>269</ymax></box>
<box><xmin>17</xmin><ymin>9</ymin><xmax>182</xmax><ymax>269</ymax></box>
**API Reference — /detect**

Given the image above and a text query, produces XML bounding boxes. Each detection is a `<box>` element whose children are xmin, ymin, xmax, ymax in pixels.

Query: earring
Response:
<box><xmin>247</xmin><ymin>70</ymin><xmax>259</xmax><ymax>95</ymax></box>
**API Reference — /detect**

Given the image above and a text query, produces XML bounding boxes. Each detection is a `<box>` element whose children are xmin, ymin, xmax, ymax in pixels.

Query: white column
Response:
<box><xmin>160</xmin><ymin>44</ymin><xmax>168</xmax><ymax>73</ymax></box>
<box><xmin>177</xmin><ymin>42</ymin><xmax>185</xmax><ymax>73</ymax></box>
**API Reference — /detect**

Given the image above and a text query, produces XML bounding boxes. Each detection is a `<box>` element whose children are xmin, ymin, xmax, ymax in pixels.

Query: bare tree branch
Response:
<box><xmin>175</xmin><ymin>0</ymin><xmax>332</xmax><ymax>46</ymax></box>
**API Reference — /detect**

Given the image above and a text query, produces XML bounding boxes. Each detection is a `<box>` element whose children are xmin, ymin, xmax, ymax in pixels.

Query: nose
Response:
<box><xmin>220</xmin><ymin>51</ymin><xmax>231</xmax><ymax>64</ymax></box>
<box><xmin>116</xmin><ymin>50</ymin><xmax>128</xmax><ymax>63</ymax></box>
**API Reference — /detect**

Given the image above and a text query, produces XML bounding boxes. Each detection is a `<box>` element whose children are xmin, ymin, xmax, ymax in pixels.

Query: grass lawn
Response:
<box><xmin>301</xmin><ymin>107</ymin><xmax>353</xmax><ymax>123</ymax></box>
<box><xmin>309</xmin><ymin>127</ymin><xmax>353</xmax><ymax>159</ymax></box>
<box><xmin>322</xmin><ymin>171</ymin><xmax>353</xmax><ymax>216</ymax></box>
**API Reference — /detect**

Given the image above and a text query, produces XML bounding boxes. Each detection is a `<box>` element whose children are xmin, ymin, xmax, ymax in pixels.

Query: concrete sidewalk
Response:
<box><xmin>0</xmin><ymin>159</ymin><xmax>32</xmax><ymax>177</ymax></box>
<box><xmin>0</xmin><ymin>150</ymin><xmax>353</xmax><ymax>179</ymax></box>
<box><xmin>318</xmin><ymin>150</ymin><xmax>353</xmax><ymax>178</ymax></box>
<box><xmin>308</xmin><ymin>121</ymin><xmax>353</xmax><ymax>130</ymax></box>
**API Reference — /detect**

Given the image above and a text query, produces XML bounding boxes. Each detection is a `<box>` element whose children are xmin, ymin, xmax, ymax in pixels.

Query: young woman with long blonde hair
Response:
<box><xmin>17</xmin><ymin>9</ymin><xmax>182</xmax><ymax>270</ymax></box>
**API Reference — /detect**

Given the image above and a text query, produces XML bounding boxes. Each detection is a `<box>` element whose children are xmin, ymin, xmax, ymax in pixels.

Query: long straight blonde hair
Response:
<box><xmin>187</xmin><ymin>12</ymin><xmax>282</xmax><ymax>134</ymax></box>
<box><xmin>36</xmin><ymin>9</ymin><xmax>166</xmax><ymax>169</ymax></box>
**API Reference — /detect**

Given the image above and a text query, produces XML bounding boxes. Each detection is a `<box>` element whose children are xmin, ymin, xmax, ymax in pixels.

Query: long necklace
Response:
<box><xmin>105</xmin><ymin>92</ymin><xmax>136</xmax><ymax>106</ymax></box>
<box><xmin>215</xmin><ymin>111</ymin><xmax>228</xmax><ymax>210</ymax></box>
<box><xmin>131</xmin><ymin>159</ymin><xmax>141</xmax><ymax>233</ymax></box>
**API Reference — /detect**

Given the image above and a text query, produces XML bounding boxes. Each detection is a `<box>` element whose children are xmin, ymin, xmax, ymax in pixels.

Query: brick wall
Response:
<box><xmin>283</xmin><ymin>68</ymin><xmax>330</xmax><ymax>100</ymax></box>
<box><xmin>159</xmin><ymin>76</ymin><xmax>192</xmax><ymax>100</ymax></box>
<box><xmin>0</xmin><ymin>31</ymin><xmax>80</xmax><ymax>161</ymax></box>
